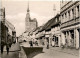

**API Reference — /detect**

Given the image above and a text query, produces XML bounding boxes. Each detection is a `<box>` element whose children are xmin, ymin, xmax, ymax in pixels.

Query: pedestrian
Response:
<box><xmin>1</xmin><ymin>40</ymin><xmax>5</xmax><ymax>54</ymax></box>
<box><xmin>35</xmin><ymin>41</ymin><xmax>38</xmax><ymax>46</ymax></box>
<box><xmin>29</xmin><ymin>40</ymin><xmax>33</xmax><ymax>47</ymax></box>
<box><xmin>46</xmin><ymin>41</ymin><xmax>49</xmax><ymax>49</ymax></box>
<box><xmin>9</xmin><ymin>42</ymin><xmax>12</xmax><ymax>48</ymax></box>
<box><xmin>1</xmin><ymin>45</ymin><xmax>4</xmax><ymax>54</ymax></box>
<box><xmin>6</xmin><ymin>42</ymin><xmax>9</xmax><ymax>54</ymax></box>
<box><xmin>52</xmin><ymin>41</ymin><xmax>55</xmax><ymax>47</ymax></box>
<box><xmin>36</xmin><ymin>41</ymin><xmax>38</xmax><ymax>46</ymax></box>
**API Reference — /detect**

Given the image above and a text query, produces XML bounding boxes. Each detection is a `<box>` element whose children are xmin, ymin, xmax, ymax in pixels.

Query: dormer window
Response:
<box><xmin>56</xmin><ymin>18</ymin><xmax>57</xmax><ymax>22</ymax></box>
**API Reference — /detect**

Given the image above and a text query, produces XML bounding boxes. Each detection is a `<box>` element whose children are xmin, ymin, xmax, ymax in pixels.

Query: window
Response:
<box><xmin>61</xmin><ymin>15</ymin><xmax>63</xmax><ymax>23</ymax></box>
<box><xmin>76</xmin><ymin>6</ymin><xmax>79</xmax><ymax>17</ymax></box>
<box><xmin>62</xmin><ymin>15</ymin><xmax>63</xmax><ymax>19</ymax></box>
<box><xmin>65</xmin><ymin>13</ymin><xmax>67</xmax><ymax>19</ymax></box>
<box><xmin>72</xmin><ymin>9</ymin><xmax>74</xmax><ymax>19</ymax></box>
<box><xmin>68</xmin><ymin>11</ymin><xmax>70</xmax><ymax>19</ymax></box>
<box><xmin>62</xmin><ymin>14</ymin><xmax>64</xmax><ymax>22</ymax></box>
<box><xmin>65</xmin><ymin>13</ymin><xmax>67</xmax><ymax>18</ymax></box>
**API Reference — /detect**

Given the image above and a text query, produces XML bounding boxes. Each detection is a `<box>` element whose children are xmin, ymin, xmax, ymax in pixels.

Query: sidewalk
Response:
<box><xmin>3</xmin><ymin>43</ymin><xmax>21</xmax><ymax>52</ymax></box>
<box><xmin>1</xmin><ymin>43</ymin><xmax>21</xmax><ymax>58</ymax></box>
<box><xmin>50</xmin><ymin>47</ymin><xmax>79</xmax><ymax>56</ymax></box>
<box><xmin>19</xmin><ymin>47</ymin><xmax>27</xmax><ymax>58</ymax></box>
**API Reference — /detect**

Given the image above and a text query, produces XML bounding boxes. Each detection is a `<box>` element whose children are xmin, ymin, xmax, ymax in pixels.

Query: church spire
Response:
<box><xmin>53</xmin><ymin>4</ymin><xmax>56</xmax><ymax>17</ymax></box>
<box><xmin>27</xmin><ymin>1</ymin><xmax>30</xmax><ymax>12</ymax></box>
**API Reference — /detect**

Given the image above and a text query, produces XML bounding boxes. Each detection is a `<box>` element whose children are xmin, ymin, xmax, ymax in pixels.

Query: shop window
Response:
<box><xmin>70</xmin><ymin>30</ymin><xmax>74</xmax><ymax>39</ymax></box>
<box><xmin>70</xmin><ymin>30</ymin><xmax>74</xmax><ymax>47</ymax></box>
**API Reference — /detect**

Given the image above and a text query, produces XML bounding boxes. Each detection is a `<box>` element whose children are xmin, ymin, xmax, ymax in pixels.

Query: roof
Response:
<box><xmin>38</xmin><ymin>26</ymin><xmax>43</xmax><ymax>32</ymax></box>
<box><xmin>41</xmin><ymin>19</ymin><xmax>52</xmax><ymax>31</ymax></box>
<box><xmin>42</xmin><ymin>14</ymin><xmax>60</xmax><ymax>31</ymax></box>
<box><xmin>30</xmin><ymin>18</ymin><xmax>37</xmax><ymax>22</ymax></box>
<box><xmin>33</xmin><ymin>27</ymin><xmax>40</xmax><ymax>32</ymax></box>
<box><xmin>5</xmin><ymin>20</ymin><xmax>15</xmax><ymax>31</ymax></box>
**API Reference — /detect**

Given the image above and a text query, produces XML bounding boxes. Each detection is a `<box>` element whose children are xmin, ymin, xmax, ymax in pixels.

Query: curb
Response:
<box><xmin>3</xmin><ymin>49</ymin><xmax>21</xmax><ymax>52</ymax></box>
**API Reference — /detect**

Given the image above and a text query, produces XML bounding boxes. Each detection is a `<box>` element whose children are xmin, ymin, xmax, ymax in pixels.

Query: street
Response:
<box><xmin>0</xmin><ymin>42</ymin><xmax>79</xmax><ymax>58</ymax></box>
<box><xmin>19</xmin><ymin>42</ymin><xmax>79</xmax><ymax>58</ymax></box>
<box><xmin>33</xmin><ymin>48</ymin><xmax>79</xmax><ymax>58</ymax></box>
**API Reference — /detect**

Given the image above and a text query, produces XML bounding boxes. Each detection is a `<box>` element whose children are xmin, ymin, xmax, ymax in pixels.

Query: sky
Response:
<box><xmin>2</xmin><ymin>0</ymin><xmax>60</xmax><ymax>36</ymax></box>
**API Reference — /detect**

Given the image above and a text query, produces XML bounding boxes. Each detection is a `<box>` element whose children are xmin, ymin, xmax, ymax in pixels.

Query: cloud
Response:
<box><xmin>2</xmin><ymin>0</ymin><xmax>68</xmax><ymax>1</ymax></box>
<box><xmin>6</xmin><ymin>13</ymin><xmax>26</xmax><ymax>36</ymax></box>
<box><xmin>30</xmin><ymin>12</ymin><xmax>52</xmax><ymax>26</ymax></box>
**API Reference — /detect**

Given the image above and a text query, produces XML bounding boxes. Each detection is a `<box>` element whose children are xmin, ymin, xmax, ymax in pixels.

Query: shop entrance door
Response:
<box><xmin>78</xmin><ymin>29</ymin><xmax>80</xmax><ymax>48</ymax></box>
<box><xmin>70</xmin><ymin>30</ymin><xmax>74</xmax><ymax>47</ymax></box>
<box><xmin>55</xmin><ymin>37</ymin><xmax>58</xmax><ymax>46</ymax></box>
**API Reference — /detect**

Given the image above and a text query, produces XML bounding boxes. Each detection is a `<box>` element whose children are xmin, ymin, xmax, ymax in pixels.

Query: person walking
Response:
<box><xmin>29</xmin><ymin>40</ymin><xmax>33</xmax><ymax>47</ymax></box>
<box><xmin>6</xmin><ymin>42</ymin><xmax>9</xmax><ymax>54</ymax></box>
<box><xmin>35</xmin><ymin>41</ymin><xmax>38</xmax><ymax>46</ymax></box>
<box><xmin>46</xmin><ymin>41</ymin><xmax>49</xmax><ymax>49</ymax></box>
<box><xmin>1</xmin><ymin>40</ymin><xmax>5</xmax><ymax>54</ymax></box>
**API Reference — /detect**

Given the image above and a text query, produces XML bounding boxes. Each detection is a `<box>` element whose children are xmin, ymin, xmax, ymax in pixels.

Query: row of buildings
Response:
<box><xmin>0</xmin><ymin>7</ymin><xmax>16</xmax><ymax>48</ymax></box>
<box><xmin>28</xmin><ymin>1</ymin><xmax>80</xmax><ymax>49</ymax></box>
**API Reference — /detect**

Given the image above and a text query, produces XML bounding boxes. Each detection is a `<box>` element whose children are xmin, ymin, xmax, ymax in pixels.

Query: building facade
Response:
<box><xmin>1</xmin><ymin>7</ymin><xmax>16</xmax><ymax>46</ymax></box>
<box><xmin>51</xmin><ymin>14</ymin><xmax>61</xmax><ymax>47</ymax></box>
<box><xmin>60</xmin><ymin>1</ymin><xmax>80</xmax><ymax>49</ymax></box>
<box><xmin>0</xmin><ymin>8</ymin><xmax>7</xmax><ymax>44</ymax></box>
<box><xmin>5</xmin><ymin>20</ymin><xmax>16</xmax><ymax>43</ymax></box>
<box><xmin>44</xmin><ymin>14</ymin><xmax>61</xmax><ymax>47</ymax></box>
<box><xmin>35</xmin><ymin>14</ymin><xmax>61</xmax><ymax>47</ymax></box>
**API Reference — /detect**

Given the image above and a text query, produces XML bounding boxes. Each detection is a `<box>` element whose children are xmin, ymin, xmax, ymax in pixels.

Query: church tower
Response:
<box><xmin>25</xmin><ymin>2</ymin><xmax>31</xmax><ymax>22</ymax></box>
<box><xmin>25</xmin><ymin>2</ymin><xmax>38</xmax><ymax>32</ymax></box>
<box><xmin>25</xmin><ymin>2</ymin><xmax>31</xmax><ymax>32</ymax></box>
